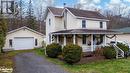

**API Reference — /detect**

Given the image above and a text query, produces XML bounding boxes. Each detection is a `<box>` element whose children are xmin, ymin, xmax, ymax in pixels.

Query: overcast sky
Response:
<box><xmin>17</xmin><ymin>0</ymin><xmax>130</xmax><ymax>16</ymax></box>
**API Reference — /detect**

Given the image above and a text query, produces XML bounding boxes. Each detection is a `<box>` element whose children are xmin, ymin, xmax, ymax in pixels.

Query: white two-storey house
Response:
<box><xmin>45</xmin><ymin>7</ymin><xmax>120</xmax><ymax>52</ymax></box>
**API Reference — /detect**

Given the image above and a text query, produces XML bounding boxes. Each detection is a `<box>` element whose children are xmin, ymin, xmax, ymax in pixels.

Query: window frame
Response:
<box><xmin>9</xmin><ymin>39</ymin><xmax>12</xmax><ymax>47</ymax></box>
<box><xmin>82</xmin><ymin>20</ymin><xmax>86</xmax><ymax>28</ymax></box>
<box><xmin>100</xmin><ymin>22</ymin><xmax>103</xmax><ymax>28</ymax></box>
<box><xmin>35</xmin><ymin>39</ymin><xmax>38</xmax><ymax>46</ymax></box>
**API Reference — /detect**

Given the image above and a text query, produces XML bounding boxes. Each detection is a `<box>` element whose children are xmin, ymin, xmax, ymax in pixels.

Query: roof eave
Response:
<box><xmin>8</xmin><ymin>26</ymin><xmax>45</xmax><ymax>36</ymax></box>
<box><xmin>52</xmin><ymin>32</ymin><xmax>122</xmax><ymax>35</ymax></box>
<box><xmin>76</xmin><ymin>16</ymin><xmax>109</xmax><ymax>21</ymax></box>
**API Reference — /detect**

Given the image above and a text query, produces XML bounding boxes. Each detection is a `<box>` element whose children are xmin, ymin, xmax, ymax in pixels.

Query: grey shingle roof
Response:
<box><xmin>48</xmin><ymin>7</ymin><xmax>107</xmax><ymax>19</ymax></box>
<box><xmin>66</xmin><ymin>7</ymin><xmax>107</xmax><ymax>19</ymax></box>
<box><xmin>48</xmin><ymin>7</ymin><xmax>63</xmax><ymax>16</ymax></box>
<box><xmin>52</xmin><ymin>29</ymin><xmax>121</xmax><ymax>34</ymax></box>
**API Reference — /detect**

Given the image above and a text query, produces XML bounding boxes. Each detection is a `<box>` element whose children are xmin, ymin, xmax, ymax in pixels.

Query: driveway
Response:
<box><xmin>13</xmin><ymin>52</ymin><xmax>68</xmax><ymax>73</ymax></box>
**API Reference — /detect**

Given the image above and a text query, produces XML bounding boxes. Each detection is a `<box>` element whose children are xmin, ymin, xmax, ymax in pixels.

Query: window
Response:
<box><xmin>82</xmin><ymin>35</ymin><xmax>86</xmax><ymax>44</ymax></box>
<box><xmin>1</xmin><ymin>1</ymin><xmax>14</xmax><ymax>14</ymax></box>
<box><xmin>82</xmin><ymin>20</ymin><xmax>86</xmax><ymax>28</ymax></box>
<box><xmin>49</xmin><ymin>19</ymin><xmax>51</xmax><ymax>25</ymax></box>
<box><xmin>9</xmin><ymin>39</ymin><xmax>12</xmax><ymax>47</ymax></box>
<box><xmin>35</xmin><ymin>39</ymin><xmax>38</xmax><ymax>46</ymax></box>
<box><xmin>100</xmin><ymin>22</ymin><xmax>103</xmax><ymax>28</ymax></box>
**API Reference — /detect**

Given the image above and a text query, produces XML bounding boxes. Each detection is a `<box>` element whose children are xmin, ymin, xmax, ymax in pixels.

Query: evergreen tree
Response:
<box><xmin>0</xmin><ymin>16</ymin><xmax>7</xmax><ymax>53</ymax></box>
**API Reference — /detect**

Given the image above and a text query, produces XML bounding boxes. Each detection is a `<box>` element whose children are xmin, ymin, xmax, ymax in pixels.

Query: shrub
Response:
<box><xmin>63</xmin><ymin>44</ymin><xmax>82</xmax><ymax>64</ymax></box>
<box><xmin>46</xmin><ymin>43</ymin><xmax>62</xmax><ymax>58</ymax></box>
<box><xmin>103</xmin><ymin>46</ymin><xmax>116</xmax><ymax>59</ymax></box>
<box><xmin>117</xmin><ymin>42</ymin><xmax>129</xmax><ymax>52</ymax></box>
<box><xmin>94</xmin><ymin>47</ymin><xmax>104</xmax><ymax>56</ymax></box>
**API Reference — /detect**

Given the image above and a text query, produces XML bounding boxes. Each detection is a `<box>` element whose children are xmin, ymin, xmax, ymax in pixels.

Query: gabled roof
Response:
<box><xmin>48</xmin><ymin>7</ymin><xmax>63</xmax><ymax>16</ymax></box>
<box><xmin>66</xmin><ymin>7</ymin><xmax>107</xmax><ymax>20</ymax></box>
<box><xmin>45</xmin><ymin>7</ymin><xmax>108</xmax><ymax>21</ymax></box>
<box><xmin>8</xmin><ymin>26</ymin><xmax>45</xmax><ymax>36</ymax></box>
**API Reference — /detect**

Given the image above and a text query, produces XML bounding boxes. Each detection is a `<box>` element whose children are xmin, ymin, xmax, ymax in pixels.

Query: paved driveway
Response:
<box><xmin>13</xmin><ymin>52</ymin><xmax>68</xmax><ymax>73</ymax></box>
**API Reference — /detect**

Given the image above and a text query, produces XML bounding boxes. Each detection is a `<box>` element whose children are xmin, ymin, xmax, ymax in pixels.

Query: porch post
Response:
<box><xmin>56</xmin><ymin>35</ymin><xmax>59</xmax><ymax>43</ymax></box>
<box><xmin>64</xmin><ymin>35</ymin><xmax>66</xmax><ymax>46</ymax></box>
<box><xmin>115</xmin><ymin>35</ymin><xmax>117</xmax><ymax>44</ymax></box>
<box><xmin>73</xmin><ymin>34</ymin><xmax>76</xmax><ymax>44</ymax></box>
<box><xmin>104</xmin><ymin>34</ymin><xmax>107</xmax><ymax>46</ymax></box>
<box><xmin>91</xmin><ymin>34</ymin><xmax>94</xmax><ymax>51</ymax></box>
<box><xmin>50</xmin><ymin>34</ymin><xmax>53</xmax><ymax>44</ymax></box>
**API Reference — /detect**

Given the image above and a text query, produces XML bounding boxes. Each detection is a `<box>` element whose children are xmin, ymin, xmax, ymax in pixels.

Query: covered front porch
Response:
<box><xmin>51</xmin><ymin>29</ymin><xmax>121</xmax><ymax>52</ymax></box>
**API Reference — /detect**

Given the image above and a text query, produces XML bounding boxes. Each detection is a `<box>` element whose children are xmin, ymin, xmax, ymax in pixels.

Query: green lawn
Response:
<box><xmin>35</xmin><ymin>49</ymin><xmax>130</xmax><ymax>73</ymax></box>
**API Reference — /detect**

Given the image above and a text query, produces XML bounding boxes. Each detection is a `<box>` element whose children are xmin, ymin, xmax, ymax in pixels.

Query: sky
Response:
<box><xmin>18</xmin><ymin>0</ymin><xmax>130</xmax><ymax>16</ymax></box>
<box><xmin>53</xmin><ymin>0</ymin><xmax>130</xmax><ymax>9</ymax></box>
<box><xmin>53</xmin><ymin>0</ymin><xmax>130</xmax><ymax>15</ymax></box>
<box><xmin>33</xmin><ymin>0</ymin><xmax>130</xmax><ymax>13</ymax></box>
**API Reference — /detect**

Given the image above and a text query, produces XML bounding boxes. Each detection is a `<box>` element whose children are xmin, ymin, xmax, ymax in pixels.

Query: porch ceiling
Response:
<box><xmin>51</xmin><ymin>29</ymin><xmax>123</xmax><ymax>35</ymax></box>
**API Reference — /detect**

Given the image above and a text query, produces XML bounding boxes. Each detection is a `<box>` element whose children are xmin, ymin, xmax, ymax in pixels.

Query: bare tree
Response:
<box><xmin>103</xmin><ymin>4</ymin><xmax>130</xmax><ymax>29</ymax></box>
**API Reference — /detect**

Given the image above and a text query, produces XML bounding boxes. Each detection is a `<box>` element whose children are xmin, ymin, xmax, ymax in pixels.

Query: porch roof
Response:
<box><xmin>51</xmin><ymin>29</ymin><xmax>122</xmax><ymax>35</ymax></box>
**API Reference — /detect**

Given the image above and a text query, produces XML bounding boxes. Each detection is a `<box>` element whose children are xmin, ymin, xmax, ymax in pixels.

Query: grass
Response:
<box><xmin>34</xmin><ymin>49</ymin><xmax>130</xmax><ymax>73</ymax></box>
<box><xmin>0</xmin><ymin>49</ymin><xmax>34</xmax><ymax>68</ymax></box>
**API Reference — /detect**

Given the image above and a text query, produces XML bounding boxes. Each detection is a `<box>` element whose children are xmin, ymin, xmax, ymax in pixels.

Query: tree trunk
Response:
<box><xmin>0</xmin><ymin>47</ymin><xmax>4</xmax><ymax>53</ymax></box>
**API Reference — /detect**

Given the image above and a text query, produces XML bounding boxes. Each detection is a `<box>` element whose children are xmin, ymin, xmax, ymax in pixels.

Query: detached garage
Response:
<box><xmin>3</xmin><ymin>26</ymin><xmax>45</xmax><ymax>50</ymax></box>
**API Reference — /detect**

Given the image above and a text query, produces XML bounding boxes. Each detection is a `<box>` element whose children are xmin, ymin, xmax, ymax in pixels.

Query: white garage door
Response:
<box><xmin>14</xmin><ymin>37</ymin><xmax>34</xmax><ymax>50</ymax></box>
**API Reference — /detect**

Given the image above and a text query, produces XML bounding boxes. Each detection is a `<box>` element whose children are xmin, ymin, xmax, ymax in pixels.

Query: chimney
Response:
<box><xmin>63</xmin><ymin>3</ymin><xmax>66</xmax><ymax>8</ymax></box>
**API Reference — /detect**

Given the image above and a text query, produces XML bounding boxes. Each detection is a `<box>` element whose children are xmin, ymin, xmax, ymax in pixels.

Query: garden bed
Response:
<box><xmin>77</xmin><ymin>56</ymin><xmax>105</xmax><ymax>64</ymax></box>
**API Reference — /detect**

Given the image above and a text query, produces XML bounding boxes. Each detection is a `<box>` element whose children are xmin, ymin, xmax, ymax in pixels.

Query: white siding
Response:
<box><xmin>45</xmin><ymin>8</ymin><xmax>108</xmax><ymax>45</ymax></box>
<box><xmin>66</xmin><ymin>11</ymin><xmax>81</xmax><ymax>29</ymax></box>
<box><xmin>55</xmin><ymin>17</ymin><xmax>64</xmax><ymax>31</ymax></box>
<box><xmin>66</xmin><ymin>11</ymin><xmax>107</xmax><ymax>30</ymax></box>
<box><xmin>46</xmin><ymin>11</ymin><xmax>56</xmax><ymax>44</ymax></box>
<box><xmin>107</xmin><ymin>34</ymin><xmax>130</xmax><ymax>44</ymax></box>
<box><xmin>3</xmin><ymin>29</ymin><xmax>44</xmax><ymax>50</ymax></box>
<box><xmin>86</xmin><ymin>20</ymin><xmax>107</xmax><ymax>30</ymax></box>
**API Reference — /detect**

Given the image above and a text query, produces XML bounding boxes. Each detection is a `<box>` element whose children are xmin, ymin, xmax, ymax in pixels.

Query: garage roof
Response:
<box><xmin>8</xmin><ymin>26</ymin><xmax>45</xmax><ymax>36</ymax></box>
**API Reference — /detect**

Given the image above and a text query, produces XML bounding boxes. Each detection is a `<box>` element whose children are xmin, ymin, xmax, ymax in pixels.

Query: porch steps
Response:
<box><xmin>108</xmin><ymin>43</ymin><xmax>124</xmax><ymax>59</ymax></box>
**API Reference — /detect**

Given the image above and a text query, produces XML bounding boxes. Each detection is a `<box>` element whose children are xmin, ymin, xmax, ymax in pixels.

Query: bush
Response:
<box><xmin>94</xmin><ymin>47</ymin><xmax>104</xmax><ymax>56</ymax></box>
<box><xmin>46</xmin><ymin>43</ymin><xmax>62</xmax><ymax>58</ymax></box>
<box><xmin>103</xmin><ymin>46</ymin><xmax>116</xmax><ymax>59</ymax></box>
<box><xmin>117</xmin><ymin>42</ymin><xmax>129</xmax><ymax>52</ymax></box>
<box><xmin>63</xmin><ymin>44</ymin><xmax>82</xmax><ymax>64</ymax></box>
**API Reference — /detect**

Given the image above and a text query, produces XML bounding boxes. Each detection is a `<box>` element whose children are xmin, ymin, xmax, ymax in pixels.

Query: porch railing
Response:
<box><xmin>108</xmin><ymin>43</ymin><xmax>124</xmax><ymax>59</ymax></box>
<box><xmin>82</xmin><ymin>46</ymin><xmax>91</xmax><ymax>52</ymax></box>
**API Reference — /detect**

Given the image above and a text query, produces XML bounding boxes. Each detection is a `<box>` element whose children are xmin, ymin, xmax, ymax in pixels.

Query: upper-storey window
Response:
<box><xmin>49</xmin><ymin>19</ymin><xmax>51</xmax><ymax>26</ymax></box>
<box><xmin>1</xmin><ymin>1</ymin><xmax>14</xmax><ymax>14</ymax></box>
<box><xmin>82</xmin><ymin>20</ymin><xmax>86</xmax><ymax>28</ymax></box>
<box><xmin>100</xmin><ymin>22</ymin><xmax>103</xmax><ymax>28</ymax></box>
